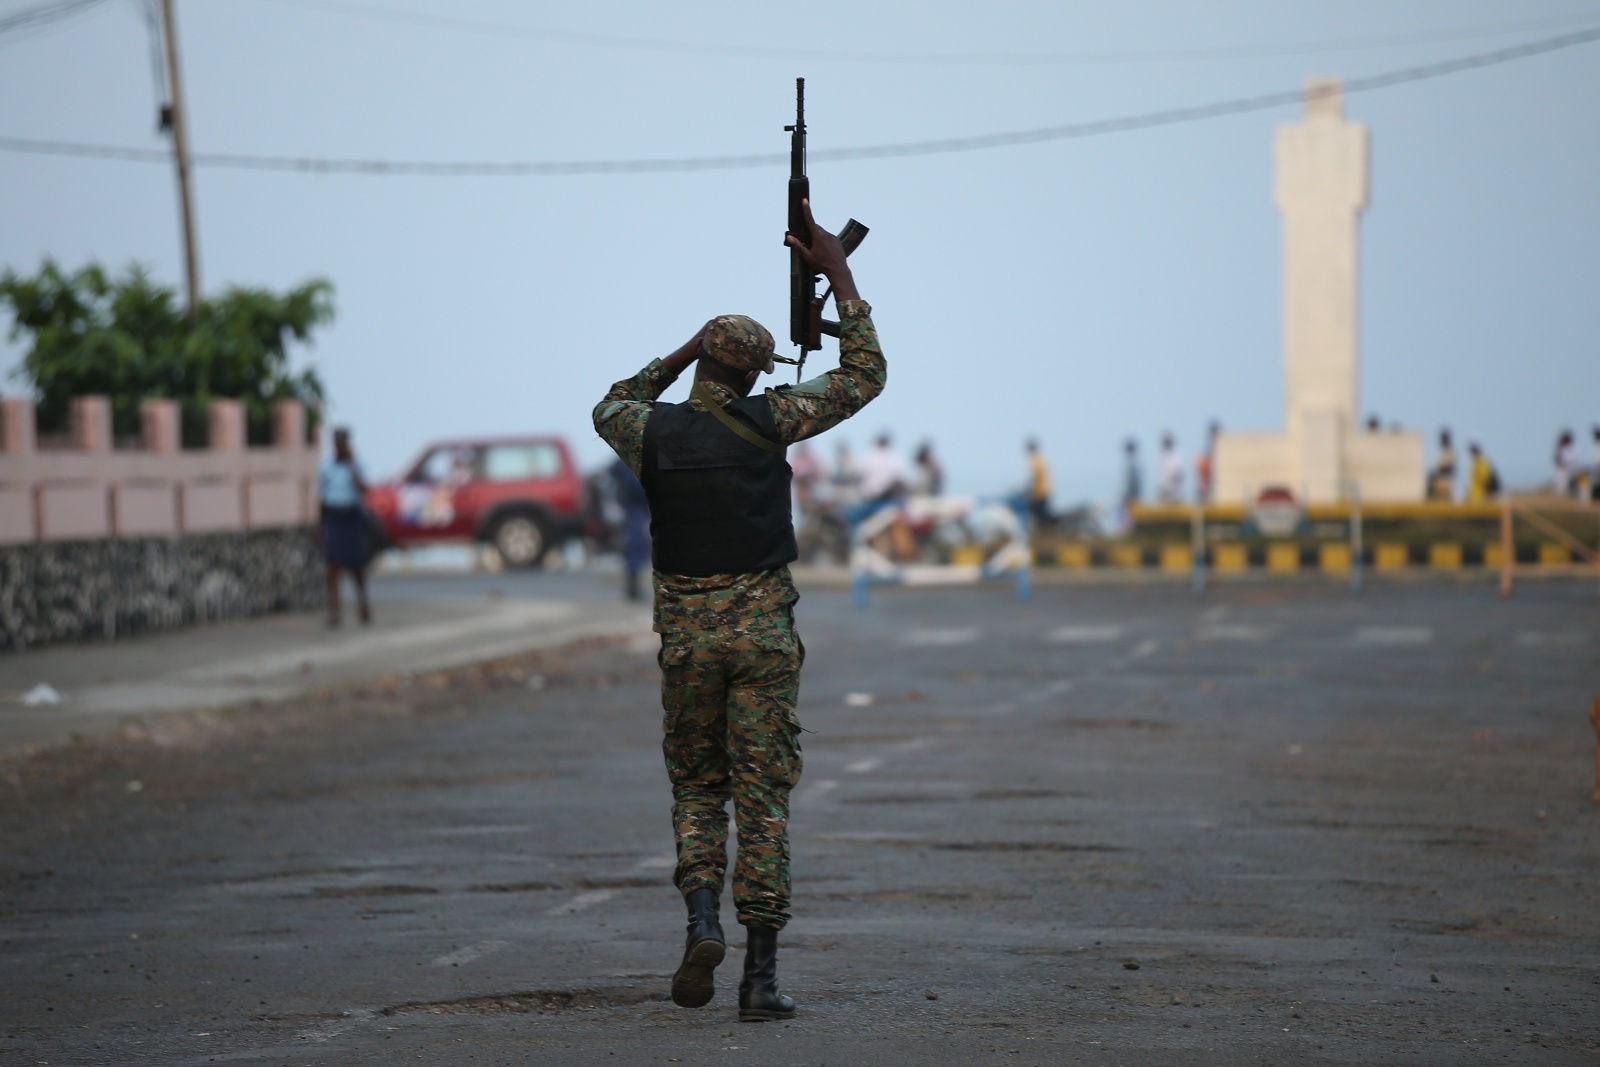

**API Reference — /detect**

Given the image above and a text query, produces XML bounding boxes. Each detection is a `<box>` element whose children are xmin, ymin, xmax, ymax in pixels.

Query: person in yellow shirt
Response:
<box><xmin>1026</xmin><ymin>438</ymin><xmax>1053</xmax><ymax>526</ymax></box>
<box><xmin>1467</xmin><ymin>440</ymin><xmax>1500</xmax><ymax>503</ymax></box>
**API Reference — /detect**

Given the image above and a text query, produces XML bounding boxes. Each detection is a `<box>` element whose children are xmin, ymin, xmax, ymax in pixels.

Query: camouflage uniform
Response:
<box><xmin>593</xmin><ymin>301</ymin><xmax>884</xmax><ymax>929</ymax></box>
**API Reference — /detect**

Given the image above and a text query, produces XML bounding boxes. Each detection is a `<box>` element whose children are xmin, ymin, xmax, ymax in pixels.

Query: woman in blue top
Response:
<box><xmin>319</xmin><ymin>426</ymin><xmax>372</xmax><ymax>626</ymax></box>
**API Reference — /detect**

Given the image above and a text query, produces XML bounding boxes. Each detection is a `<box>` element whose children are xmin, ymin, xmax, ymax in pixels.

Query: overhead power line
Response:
<box><xmin>262</xmin><ymin>0</ymin><xmax>1600</xmax><ymax>66</ymax></box>
<box><xmin>0</xmin><ymin>0</ymin><xmax>111</xmax><ymax>37</ymax></box>
<box><xmin>2</xmin><ymin>26</ymin><xmax>1598</xmax><ymax>176</ymax></box>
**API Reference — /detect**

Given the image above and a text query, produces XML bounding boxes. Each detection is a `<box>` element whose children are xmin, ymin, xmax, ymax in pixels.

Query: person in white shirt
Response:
<box><xmin>1158</xmin><ymin>433</ymin><xmax>1185</xmax><ymax>503</ymax></box>
<box><xmin>318</xmin><ymin>427</ymin><xmax>372</xmax><ymax>627</ymax></box>
<box><xmin>857</xmin><ymin>433</ymin><xmax>906</xmax><ymax>504</ymax></box>
<box><xmin>1554</xmin><ymin>429</ymin><xmax>1580</xmax><ymax>497</ymax></box>
<box><xmin>1590</xmin><ymin>425</ymin><xmax>1600</xmax><ymax>501</ymax></box>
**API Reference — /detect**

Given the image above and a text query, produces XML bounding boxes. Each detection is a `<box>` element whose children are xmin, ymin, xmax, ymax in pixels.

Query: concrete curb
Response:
<box><xmin>0</xmin><ymin>598</ymin><xmax>653</xmax><ymax>760</ymax></box>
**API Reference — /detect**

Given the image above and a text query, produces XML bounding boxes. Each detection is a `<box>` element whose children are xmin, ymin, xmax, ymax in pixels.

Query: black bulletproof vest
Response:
<box><xmin>640</xmin><ymin>392</ymin><xmax>796</xmax><ymax>577</ymax></box>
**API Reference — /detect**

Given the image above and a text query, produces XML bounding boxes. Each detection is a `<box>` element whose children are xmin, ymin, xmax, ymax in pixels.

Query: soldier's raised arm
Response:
<box><xmin>771</xmin><ymin>199</ymin><xmax>884</xmax><ymax>445</ymax></box>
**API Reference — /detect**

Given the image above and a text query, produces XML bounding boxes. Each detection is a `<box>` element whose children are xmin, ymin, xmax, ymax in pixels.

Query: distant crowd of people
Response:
<box><xmin>1551</xmin><ymin>426</ymin><xmax>1600</xmax><ymax>501</ymax></box>
<box><xmin>1429</xmin><ymin>424</ymin><xmax>1600</xmax><ymax>503</ymax></box>
<box><xmin>1105</xmin><ymin>424</ymin><xmax>1221</xmax><ymax>529</ymax></box>
<box><xmin>586</xmin><ymin>419</ymin><xmax>1600</xmax><ymax>592</ymax></box>
<box><xmin>784</xmin><ymin>433</ymin><xmax>946</xmax><ymax>514</ymax></box>
<box><xmin>1424</xmin><ymin>427</ymin><xmax>1501</xmax><ymax>504</ymax></box>
<box><xmin>1099</xmin><ymin>420</ymin><xmax>1600</xmax><ymax>513</ymax></box>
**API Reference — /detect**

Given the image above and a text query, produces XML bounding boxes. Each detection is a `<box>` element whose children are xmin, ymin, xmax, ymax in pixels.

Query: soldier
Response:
<box><xmin>592</xmin><ymin>200</ymin><xmax>883</xmax><ymax>1022</ymax></box>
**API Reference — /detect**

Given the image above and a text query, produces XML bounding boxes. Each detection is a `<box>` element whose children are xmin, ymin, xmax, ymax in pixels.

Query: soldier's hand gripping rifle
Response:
<box><xmin>779</xmin><ymin>77</ymin><xmax>868</xmax><ymax>383</ymax></box>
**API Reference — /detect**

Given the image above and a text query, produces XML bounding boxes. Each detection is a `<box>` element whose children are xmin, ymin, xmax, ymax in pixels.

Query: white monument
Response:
<box><xmin>1214</xmin><ymin>78</ymin><xmax>1423</xmax><ymax>505</ymax></box>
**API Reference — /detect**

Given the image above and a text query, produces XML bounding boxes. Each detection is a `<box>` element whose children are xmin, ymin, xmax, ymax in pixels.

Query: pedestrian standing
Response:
<box><xmin>830</xmin><ymin>442</ymin><xmax>860</xmax><ymax>507</ymax></box>
<box><xmin>318</xmin><ymin>427</ymin><xmax>371</xmax><ymax>627</ymax></box>
<box><xmin>610</xmin><ymin>457</ymin><xmax>651</xmax><ymax>602</ymax></box>
<box><xmin>913</xmin><ymin>441</ymin><xmax>944</xmax><ymax>498</ymax></box>
<box><xmin>1024</xmin><ymin>438</ymin><xmax>1051</xmax><ymax>524</ymax></box>
<box><xmin>789</xmin><ymin>441</ymin><xmax>823</xmax><ymax>511</ymax></box>
<box><xmin>857</xmin><ymin>432</ymin><xmax>906</xmax><ymax>506</ymax></box>
<box><xmin>592</xmin><ymin>199</ymin><xmax>883</xmax><ymax>1022</ymax></box>
<box><xmin>1467</xmin><ymin>440</ymin><xmax>1500</xmax><ymax>503</ymax></box>
<box><xmin>1429</xmin><ymin>428</ymin><xmax>1457</xmax><ymax>502</ymax></box>
<box><xmin>1590</xmin><ymin>425</ymin><xmax>1600</xmax><ymax>501</ymax></box>
<box><xmin>1158</xmin><ymin>433</ymin><xmax>1184</xmax><ymax>503</ymax></box>
<box><xmin>1120</xmin><ymin>438</ymin><xmax>1142</xmax><ymax>532</ymax></box>
<box><xmin>1554</xmin><ymin>430</ymin><xmax>1579</xmax><ymax>497</ymax></box>
<box><xmin>1195</xmin><ymin>421</ymin><xmax>1219</xmax><ymax>504</ymax></box>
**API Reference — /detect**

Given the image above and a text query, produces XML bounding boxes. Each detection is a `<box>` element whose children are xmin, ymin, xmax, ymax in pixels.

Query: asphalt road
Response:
<box><xmin>3</xmin><ymin>577</ymin><xmax>1598</xmax><ymax>1065</ymax></box>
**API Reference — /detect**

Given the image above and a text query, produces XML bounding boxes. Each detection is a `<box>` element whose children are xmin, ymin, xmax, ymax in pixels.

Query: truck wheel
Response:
<box><xmin>492</xmin><ymin>513</ymin><xmax>549</xmax><ymax>569</ymax></box>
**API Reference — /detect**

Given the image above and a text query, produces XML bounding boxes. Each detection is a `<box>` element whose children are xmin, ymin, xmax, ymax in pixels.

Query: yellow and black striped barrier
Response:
<box><xmin>1034</xmin><ymin>497</ymin><xmax>1600</xmax><ymax>589</ymax></box>
<box><xmin>1041</xmin><ymin>541</ymin><xmax>1575</xmax><ymax>572</ymax></box>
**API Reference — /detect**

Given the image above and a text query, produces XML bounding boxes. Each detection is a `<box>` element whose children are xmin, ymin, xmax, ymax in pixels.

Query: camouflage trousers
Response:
<box><xmin>658</xmin><ymin>616</ymin><xmax>804</xmax><ymax>930</ymax></box>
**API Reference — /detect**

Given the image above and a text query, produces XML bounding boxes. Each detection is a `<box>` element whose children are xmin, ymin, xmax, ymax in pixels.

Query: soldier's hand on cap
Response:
<box><xmin>662</xmin><ymin>320</ymin><xmax>714</xmax><ymax>376</ymax></box>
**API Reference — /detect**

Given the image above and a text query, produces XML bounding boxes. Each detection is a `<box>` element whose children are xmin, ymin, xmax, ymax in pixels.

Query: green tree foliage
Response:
<box><xmin>0</xmin><ymin>260</ymin><xmax>332</xmax><ymax>438</ymax></box>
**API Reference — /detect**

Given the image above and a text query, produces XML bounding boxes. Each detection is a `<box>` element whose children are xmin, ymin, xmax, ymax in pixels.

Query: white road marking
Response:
<box><xmin>1021</xmin><ymin>679</ymin><xmax>1075</xmax><ymax>702</ymax></box>
<box><xmin>1198</xmin><ymin>625</ymin><xmax>1274</xmax><ymax>642</ymax></box>
<box><xmin>900</xmin><ymin>627</ymin><xmax>980</xmax><ymax>647</ymax></box>
<box><xmin>1356</xmin><ymin>626</ymin><xmax>1434</xmax><ymax>646</ymax></box>
<box><xmin>636</xmin><ymin>855</ymin><xmax>676</xmax><ymax>870</ymax></box>
<box><xmin>844</xmin><ymin>692</ymin><xmax>875</xmax><ymax>707</ymax></box>
<box><xmin>793</xmin><ymin>779</ymin><xmax>839</xmax><ymax>807</ymax></box>
<box><xmin>547</xmin><ymin>889</ymin><xmax>615</xmax><ymax>916</ymax></box>
<box><xmin>1129</xmin><ymin>639</ymin><xmax>1159</xmax><ymax>659</ymax></box>
<box><xmin>1046</xmin><ymin>625</ymin><xmax>1125</xmax><ymax>644</ymax></box>
<box><xmin>845</xmin><ymin>757</ymin><xmax>883</xmax><ymax>774</ymax></box>
<box><xmin>1515</xmin><ymin>631</ymin><xmax>1586</xmax><ymax>647</ymax></box>
<box><xmin>429</xmin><ymin>939</ymin><xmax>509</xmax><ymax>967</ymax></box>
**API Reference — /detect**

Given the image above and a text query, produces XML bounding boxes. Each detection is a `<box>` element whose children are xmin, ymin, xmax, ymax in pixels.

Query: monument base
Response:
<box><xmin>1215</xmin><ymin>429</ymin><xmax>1424</xmax><ymax>504</ymax></box>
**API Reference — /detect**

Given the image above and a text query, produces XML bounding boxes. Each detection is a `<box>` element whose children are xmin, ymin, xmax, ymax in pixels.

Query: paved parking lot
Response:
<box><xmin>2</xmin><ymin>577</ymin><xmax>1597</xmax><ymax>1064</ymax></box>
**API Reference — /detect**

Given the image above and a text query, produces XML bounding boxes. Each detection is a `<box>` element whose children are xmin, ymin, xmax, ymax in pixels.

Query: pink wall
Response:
<box><xmin>0</xmin><ymin>396</ymin><xmax>319</xmax><ymax>545</ymax></box>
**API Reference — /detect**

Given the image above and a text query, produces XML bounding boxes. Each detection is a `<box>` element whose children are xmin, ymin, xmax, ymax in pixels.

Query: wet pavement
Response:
<box><xmin>2</xmin><ymin>578</ymin><xmax>1598</xmax><ymax>1064</ymax></box>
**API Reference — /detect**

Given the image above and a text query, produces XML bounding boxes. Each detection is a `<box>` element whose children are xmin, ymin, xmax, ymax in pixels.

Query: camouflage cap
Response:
<box><xmin>701</xmin><ymin>315</ymin><xmax>776</xmax><ymax>375</ymax></box>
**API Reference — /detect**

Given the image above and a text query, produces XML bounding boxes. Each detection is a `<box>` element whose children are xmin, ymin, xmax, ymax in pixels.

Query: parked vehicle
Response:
<box><xmin>364</xmin><ymin>436</ymin><xmax>585</xmax><ymax>568</ymax></box>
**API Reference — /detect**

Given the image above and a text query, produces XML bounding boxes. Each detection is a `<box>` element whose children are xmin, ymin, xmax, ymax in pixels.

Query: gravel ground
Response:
<box><xmin>2</xmin><ymin>580</ymin><xmax>1597</xmax><ymax>1065</ymax></box>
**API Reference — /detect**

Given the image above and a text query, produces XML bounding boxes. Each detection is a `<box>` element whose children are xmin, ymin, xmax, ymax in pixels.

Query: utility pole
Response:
<box><xmin>158</xmin><ymin>0</ymin><xmax>201</xmax><ymax>319</ymax></box>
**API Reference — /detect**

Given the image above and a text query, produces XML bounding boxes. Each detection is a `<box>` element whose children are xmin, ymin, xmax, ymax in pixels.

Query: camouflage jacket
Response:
<box><xmin>593</xmin><ymin>300</ymin><xmax>884</xmax><ymax>632</ymax></box>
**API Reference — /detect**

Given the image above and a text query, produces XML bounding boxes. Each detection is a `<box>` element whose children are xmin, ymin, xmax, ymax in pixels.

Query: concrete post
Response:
<box><xmin>70</xmin><ymin>395</ymin><xmax>113</xmax><ymax>453</ymax></box>
<box><xmin>271</xmin><ymin>399</ymin><xmax>305</xmax><ymax>450</ymax></box>
<box><xmin>207</xmin><ymin>399</ymin><xmax>245</xmax><ymax>452</ymax></box>
<box><xmin>1499</xmin><ymin>497</ymin><xmax>1514</xmax><ymax>598</ymax></box>
<box><xmin>140</xmin><ymin>399</ymin><xmax>181</xmax><ymax>454</ymax></box>
<box><xmin>1</xmin><ymin>397</ymin><xmax>36</xmax><ymax>455</ymax></box>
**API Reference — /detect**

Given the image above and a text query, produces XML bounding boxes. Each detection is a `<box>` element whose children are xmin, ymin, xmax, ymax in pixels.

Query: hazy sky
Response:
<box><xmin>3</xmin><ymin>0</ymin><xmax>1597</xmax><ymax>505</ymax></box>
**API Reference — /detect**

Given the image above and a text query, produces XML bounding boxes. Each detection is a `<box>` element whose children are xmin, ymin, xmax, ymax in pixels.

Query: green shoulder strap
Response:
<box><xmin>691</xmin><ymin>380</ymin><xmax>785</xmax><ymax>455</ymax></box>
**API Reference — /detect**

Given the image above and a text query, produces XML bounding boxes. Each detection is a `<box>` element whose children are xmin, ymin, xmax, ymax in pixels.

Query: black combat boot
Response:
<box><xmin>670</xmin><ymin>887</ymin><xmax>726</xmax><ymax>1008</ymax></box>
<box><xmin>737</xmin><ymin>925</ymin><xmax>796</xmax><ymax>1021</ymax></box>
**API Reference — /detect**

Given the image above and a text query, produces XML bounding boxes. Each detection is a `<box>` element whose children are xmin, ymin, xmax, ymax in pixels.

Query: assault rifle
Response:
<box><xmin>779</xmin><ymin>77</ymin><xmax>868</xmax><ymax>382</ymax></box>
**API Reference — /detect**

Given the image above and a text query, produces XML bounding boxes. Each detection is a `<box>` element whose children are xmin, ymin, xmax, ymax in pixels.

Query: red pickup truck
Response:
<box><xmin>365</xmin><ymin>436</ymin><xmax>586</xmax><ymax>568</ymax></box>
